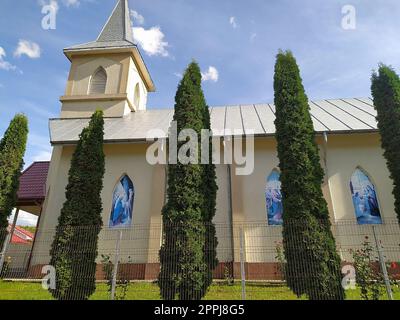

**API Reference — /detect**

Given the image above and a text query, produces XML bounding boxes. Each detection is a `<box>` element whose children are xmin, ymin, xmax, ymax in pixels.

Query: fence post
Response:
<box><xmin>0</xmin><ymin>233</ymin><xmax>11</xmax><ymax>275</ymax></box>
<box><xmin>111</xmin><ymin>230</ymin><xmax>123</xmax><ymax>301</ymax></box>
<box><xmin>372</xmin><ymin>226</ymin><xmax>393</xmax><ymax>300</ymax></box>
<box><xmin>239</xmin><ymin>227</ymin><xmax>246</xmax><ymax>300</ymax></box>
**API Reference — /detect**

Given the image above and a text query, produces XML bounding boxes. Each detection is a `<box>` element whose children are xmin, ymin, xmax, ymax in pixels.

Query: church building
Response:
<box><xmin>28</xmin><ymin>0</ymin><xmax>400</xmax><ymax>280</ymax></box>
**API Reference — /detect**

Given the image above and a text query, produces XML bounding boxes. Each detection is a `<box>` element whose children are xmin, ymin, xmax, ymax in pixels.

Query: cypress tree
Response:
<box><xmin>49</xmin><ymin>110</ymin><xmax>105</xmax><ymax>300</ymax></box>
<box><xmin>371</xmin><ymin>65</ymin><xmax>400</xmax><ymax>224</ymax></box>
<box><xmin>159</xmin><ymin>61</ymin><xmax>217</xmax><ymax>300</ymax></box>
<box><xmin>0</xmin><ymin>114</ymin><xmax>28</xmax><ymax>249</ymax></box>
<box><xmin>201</xmin><ymin>89</ymin><xmax>219</xmax><ymax>295</ymax></box>
<box><xmin>273</xmin><ymin>51</ymin><xmax>344</xmax><ymax>300</ymax></box>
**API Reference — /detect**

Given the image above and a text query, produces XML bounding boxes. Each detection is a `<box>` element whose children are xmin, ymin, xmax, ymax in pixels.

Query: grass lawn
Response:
<box><xmin>0</xmin><ymin>280</ymin><xmax>399</xmax><ymax>300</ymax></box>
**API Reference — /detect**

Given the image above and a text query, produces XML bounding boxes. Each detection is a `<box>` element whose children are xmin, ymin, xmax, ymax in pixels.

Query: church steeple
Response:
<box><xmin>97</xmin><ymin>0</ymin><xmax>134</xmax><ymax>43</ymax></box>
<box><xmin>64</xmin><ymin>0</ymin><xmax>139</xmax><ymax>53</ymax></box>
<box><xmin>60</xmin><ymin>0</ymin><xmax>155</xmax><ymax>118</ymax></box>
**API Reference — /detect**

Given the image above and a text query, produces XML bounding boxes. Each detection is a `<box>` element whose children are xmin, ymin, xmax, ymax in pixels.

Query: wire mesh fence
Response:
<box><xmin>0</xmin><ymin>219</ymin><xmax>399</xmax><ymax>300</ymax></box>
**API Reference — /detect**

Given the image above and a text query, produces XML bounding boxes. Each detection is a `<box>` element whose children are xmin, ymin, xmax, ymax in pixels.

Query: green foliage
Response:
<box><xmin>100</xmin><ymin>254</ymin><xmax>131</xmax><ymax>300</ymax></box>
<box><xmin>223</xmin><ymin>263</ymin><xmax>234</xmax><ymax>286</ymax></box>
<box><xmin>0</xmin><ymin>114</ymin><xmax>28</xmax><ymax>248</ymax></box>
<box><xmin>273</xmin><ymin>51</ymin><xmax>344</xmax><ymax>300</ymax></box>
<box><xmin>351</xmin><ymin>237</ymin><xmax>398</xmax><ymax>300</ymax></box>
<box><xmin>351</xmin><ymin>237</ymin><xmax>383</xmax><ymax>300</ymax></box>
<box><xmin>274</xmin><ymin>241</ymin><xmax>286</xmax><ymax>280</ymax></box>
<box><xmin>159</xmin><ymin>61</ymin><xmax>218</xmax><ymax>300</ymax></box>
<box><xmin>371</xmin><ymin>65</ymin><xmax>400</xmax><ymax>224</ymax></box>
<box><xmin>0</xmin><ymin>256</ymin><xmax>11</xmax><ymax>279</ymax></box>
<box><xmin>49</xmin><ymin>110</ymin><xmax>105</xmax><ymax>300</ymax></box>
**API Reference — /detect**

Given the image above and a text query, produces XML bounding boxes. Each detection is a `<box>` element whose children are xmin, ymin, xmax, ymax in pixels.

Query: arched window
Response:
<box><xmin>266</xmin><ymin>169</ymin><xmax>283</xmax><ymax>225</ymax></box>
<box><xmin>89</xmin><ymin>67</ymin><xmax>107</xmax><ymax>94</ymax></box>
<box><xmin>350</xmin><ymin>168</ymin><xmax>382</xmax><ymax>225</ymax></box>
<box><xmin>134</xmin><ymin>83</ymin><xmax>140</xmax><ymax>108</ymax></box>
<box><xmin>109</xmin><ymin>175</ymin><xmax>135</xmax><ymax>228</ymax></box>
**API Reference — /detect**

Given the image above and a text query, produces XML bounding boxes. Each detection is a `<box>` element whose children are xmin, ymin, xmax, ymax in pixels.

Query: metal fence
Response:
<box><xmin>0</xmin><ymin>220</ymin><xmax>399</xmax><ymax>300</ymax></box>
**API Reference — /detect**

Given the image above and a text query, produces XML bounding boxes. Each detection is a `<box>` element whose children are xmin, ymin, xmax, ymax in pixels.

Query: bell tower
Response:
<box><xmin>60</xmin><ymin>0</ymin><xmax>155</xmax><ymax>118</ymax></box>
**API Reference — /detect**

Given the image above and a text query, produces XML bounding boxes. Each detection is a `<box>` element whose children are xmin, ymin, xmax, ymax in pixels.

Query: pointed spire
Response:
<box><xmin>97</xmin><ymin>0</ymin><xmax>134</xmax><ymax>43</ymax></box>
<box><xmin>64</xmin><ymin>0</ymin><xmax>135</xmax><ymax>51</ymax></box>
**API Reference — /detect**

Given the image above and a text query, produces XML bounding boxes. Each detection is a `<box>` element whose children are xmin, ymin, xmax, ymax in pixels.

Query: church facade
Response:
<box><xmin>30</xmin><ymin>0</ymin><xmax>400</xmax><ymax>280</ymax></box>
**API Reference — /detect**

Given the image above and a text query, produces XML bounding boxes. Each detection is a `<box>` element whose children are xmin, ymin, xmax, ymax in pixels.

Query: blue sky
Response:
<box><xmin>0</xmin><ymin>0</ymin><xmax>400</xmax><ymax>174</ymax></box>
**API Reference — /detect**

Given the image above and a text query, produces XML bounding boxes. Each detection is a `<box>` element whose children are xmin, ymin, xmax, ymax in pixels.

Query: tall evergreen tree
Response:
<box><xmin>49</xmin><ymin>110</ymin><xmax>105</xmax><ymax>300</ymax></box>
<box><xmin>273</xmin><ymin>51</ymin><xmax>344</xmax><ymax>300</ymax></box>
<box><xmin>201</xmin><ymin>88</ymin><xmax>219</xmax><ymax>294</ymax></box>
<box><xmin>159</xmin><ymin>61</ymin><xmax>217</xmax><ymax>300</ymax></box>
<box><xmin>0</xmin><ymin>114</ymin><xmax>28</xmax><ymax>249</ymax></box>
<box><xmin>371</xmin><ymin>65</ymin><xmax>400</xmax><ymax>224</ymax></box>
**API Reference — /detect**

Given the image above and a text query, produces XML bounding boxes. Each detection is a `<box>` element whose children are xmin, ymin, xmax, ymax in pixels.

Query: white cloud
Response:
<box><xmin>131</xmin><ymin>10</ymin><xmax>145</xmax><ymax>25</ymax></box>
<box><xmin>230</xmin><ymin>16</ymin><xmax>238</xmax><ymax>29</ymax></box>
<box><xmin>0</xmin><ymin>47</ymin><xmax>18</xmax><ymax>71</ymax></box>
<box><xmin>14</xmin><ymin>40</ymin><xmax>41</xmax><ymax>59</ymax></box>
<box><xmin>0</xmin><ymin>47</ymin><xmax>5</xmax><ymax>59</ymax></box>
<box><xmin>202</xmin><ymin>66</ymin><xmax>219</xmax><ymax>82</ymax></box>
<box><xmin>173</xmin><ymin>72</ymin><xmax>182</xmax><ymax>79</ymax></box>
<box><xmin>62</xmin><ymin>0</ymin><xmax>80</xmax><ymax>7</ymax></box>
<box><xmin>25</xmin><ymin>132</ymin><xmax>52</xmax><ymax>167</ymax></box>
<box><xmin>32</xmin><ymin>150</ymin><xmax>52</xmax><ymax>162</ymax></box>
<box><xmin>132</xmin><ymin>26</ymin><xmax>169</xmax><ymax>57</ymax></box>
<box><xmin>38</xmin><ymin>0</ymin><xmax>59</xmax><ymax>12</ymax></box>
<box><xmin>38</xmin><ymin>0</ymin><xmax>82</xmax><ymax>10</ymax></box>
<box><xmin>8</xmin><ymin>210</ymin><xmax>39</xmax><ymax>227</ymax></box>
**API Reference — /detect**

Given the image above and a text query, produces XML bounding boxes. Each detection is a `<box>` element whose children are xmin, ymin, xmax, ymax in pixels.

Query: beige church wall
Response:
<box><xmin>31</xmin><ymin>143</ymin><xmax>166</xmax><ymax>266</ymax></box>
<box><xmin>126</xmin><ymin>57</ymin><xmax>148</xmax><ymax>111</ymax></box>
<box><xmin>60</xmin><ymin>99</ymin><xmax>130</xmax><ymax>118</ymax></box>
<box><xmin>99</xmin><ymin>143</ymin><xmax>165</xmax><ymax>264</ymax></box>
<box><xmin>66</xmin><ymin>54</ymin><xmax>130</xmax><ymax>96</ymax></box>
<box><xmin>30</xmin><ymin>145</ymin><xmax>71</xmax><ymax>265</ymax></box>
<box><xmin>30</xmin><ymin>133</ymin><xmax>400</xmax><ymax>269</ymax></box>
<box><xmin>60</xmin><ymin>53</ymin><xmax>134</xmax><ymax>118</ymax></box>
<box><xmin>214</xmin><ymin>164</ymin><xmax>233</xmax><ymax>262</ymax></box>
<box><xmin>325</xmin><ymin>133</ymin><xmax>400</xmax><ymax>262</ymax></box>
<box><xmin>229</xmin><ymin>134</ymin><xmax>400</xmax><ymax>264</ymax></box>
<box><xmin>230</xmin><ymin>137</ymin><xmax>282</xmax><ymax>263</ymax></box>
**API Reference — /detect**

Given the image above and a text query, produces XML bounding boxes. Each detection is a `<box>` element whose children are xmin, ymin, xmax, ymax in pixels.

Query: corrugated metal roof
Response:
<box><xmin>49</xmin><ymin>98</ymin><xmax>379</xmax><ymax>144</ymax></box>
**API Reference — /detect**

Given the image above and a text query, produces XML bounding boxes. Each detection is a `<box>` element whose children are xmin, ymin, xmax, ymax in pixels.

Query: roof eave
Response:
<box><xmin>49</xmin><ymin>129</ymin><xmax>380</xmax><ymax>146</ymax></box>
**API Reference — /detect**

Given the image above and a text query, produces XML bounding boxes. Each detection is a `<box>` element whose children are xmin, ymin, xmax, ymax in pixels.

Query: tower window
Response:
<box><xmin>89</xmin><ymin>67</ymin><xmax>107</xmax><ymax>94</ymax></box>
<box><xmin>134</xmin><ymin>83</ymin><xmax>140</xmax><ymax>108</ymax></box>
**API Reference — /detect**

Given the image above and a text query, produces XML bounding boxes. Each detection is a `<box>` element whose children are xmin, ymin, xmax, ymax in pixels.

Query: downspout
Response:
<box><xmin>227</xmin><ymin>164</ymin><xmax>235</xmax><ymax>273</ymax></box>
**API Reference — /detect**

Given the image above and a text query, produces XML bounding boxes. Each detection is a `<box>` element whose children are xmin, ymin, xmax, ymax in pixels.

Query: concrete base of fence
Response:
<box><xmin>26</xmin><ymin>262</ymin><xmax>284</xmax><ymax>281</ymax></box>
<box><xmin>24</xmin><ymin>261</ymin><xmax>400</xmax><ymax>281</ymax></box>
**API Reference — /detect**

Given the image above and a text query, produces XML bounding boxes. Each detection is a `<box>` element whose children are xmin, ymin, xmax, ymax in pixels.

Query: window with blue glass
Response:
<box><xmin>266</xmin><ymin>169</ymin><xmax>283</xmax><ymax>226</ymax></box>
<box><xmin>109</xmin><ymin>175</ymin><xmax>135</xmax><ymax>228</ymax></box>
<box><xmin>350</xmin><ymin>168</ymin><xmax>382</xmax><ymax>225</ymax></box>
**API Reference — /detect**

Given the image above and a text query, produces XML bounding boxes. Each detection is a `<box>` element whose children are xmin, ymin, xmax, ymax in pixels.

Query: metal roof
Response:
<box><xmin>64</xmin><ymin>0</ymin><xmax>135</xmax><ymax>52</ymax></box>
<box><xmin>17</xmin><ymin>161</ymin><xmax>50</xmax><ymax>202</ymax></box>
<box><xmin>49</xmin><ymin>98</ymin><xmax>379</xmax><ymax>144</ymax></box>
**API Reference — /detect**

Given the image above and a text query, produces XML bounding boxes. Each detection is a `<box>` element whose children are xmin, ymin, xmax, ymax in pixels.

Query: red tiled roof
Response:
<box><xmin>17</xmin><ymin>161</ymin><xmax>50</xmax><ymax>201</ymax></box>
<box><xmin>6</xmin><ymin>225</ymin><xmax>35</xmax><ymax>244</ymax></box>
